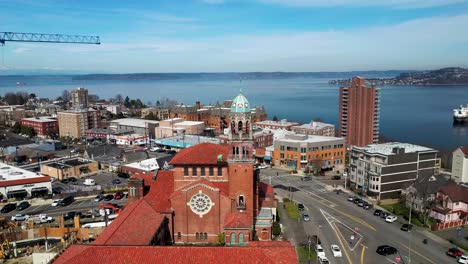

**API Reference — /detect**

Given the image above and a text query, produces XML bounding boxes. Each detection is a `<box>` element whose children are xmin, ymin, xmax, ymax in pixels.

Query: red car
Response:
<box><xmin>446</xmin><ymin>247</ymin><xmax>463</xmax><ymax>258</ymax></box>
<box><xmin>114</xmin><ymin>191</ymin><xmax>124</xmax><ymax>200</ymax></box>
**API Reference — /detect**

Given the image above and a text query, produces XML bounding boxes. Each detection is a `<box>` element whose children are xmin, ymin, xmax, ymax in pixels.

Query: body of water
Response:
<box><xmin>0</xmin><ymin>76</ymin><xmax>467</xmax><ymax>150</ymax></box>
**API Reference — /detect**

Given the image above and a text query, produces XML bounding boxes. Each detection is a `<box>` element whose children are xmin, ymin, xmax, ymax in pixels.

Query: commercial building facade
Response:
<box><xmin>20</xmin><ymin>116</ymin><xmax>58</xmax><ymax>138</ymax></box>
<box><xmin>451</xmin><ymin>146</ymin><xmax>468</xmax><ymax>183</ymax></box>
<box><xmin>109</xmin><ymin>118</ymin><xmax>159</xmax><ymax>139</ymax></box>
<box><xmin>349</xmin><ymin>142</ymin><xmax>440</xmax><ymax>200</ymax></box>
<box><xmin>41</xmin><ymin>158</ymin><xmax>99</xmax><ymax>180</ymax></box>
<box><xmin>272</xmin><ymin>133</ymin><xmax>346</xmax><ymax>172</ymax></box>
<box><xmin>57</xmin><ymin>109</ymin><xmax>101</xmax><ymax>139</ymax></box>
<box><xmin>255</xmin><ymin>119</ymin><xmax>300</xmax><ymax>131</ymax></box>
<box><xmin>291</xmin><ymin>121</ymin><xmax>335</xmax><ymax>137</ymax></box>
<box><xmin>0</xmin><ymin>162</ymin><xmax>51</xmax><ymax>199</ymax></box>
<box><xmin>338</xmin><ymin>77</ymin><xmax>380</xmax><ymax>147</ymax></box>
<box><xmin>155</xmin><ymin>118</ymin><xmax>205</xmax><ymax>138</ymax></box>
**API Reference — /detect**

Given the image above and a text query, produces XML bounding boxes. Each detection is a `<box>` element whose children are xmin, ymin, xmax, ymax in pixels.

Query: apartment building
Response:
<box><xmin>71</xmin><ymin>87</ymin><xmax>89</xmax><ymax>109</ymax></box>
<box><xmin>349</xmin><ymin>142</ymin><xmax>440</xmax><ymax>200</ymax></box>
<box><xmin>57</xmin><ymin>109</ymin><xmax>101</xmax><ymax>139</ymax></box>
<box><xmin>338</xmin><ymin>77</ymin><xmax>380</xmax><ymax>147</ymax></box>
<box><xmin>155</xmin><ymin>118</ymin><xmax>205</xmax><ymax>138</ymax></box>
<box><xmin>255</xmin><ymin>119</ymin><xmax>300</xmax><ymax>131</ymax></box>
<box><xmin>20</xmin><ymin>116</ymin><xmax>58</xmax><ymax>137</ymax></box>
<box><xmin>272</xmin><ymin>133</ymin><xmax>346</xmax><ymax>172</ymax></box>
<box><xmin>291</xmin><ymin>121</ymin><xmax>335</xmax><ymax>137</ymax></box>
<box><xmin>451</xmin><ymin>146</ymin><xmax>468</xmax><ymax>183</ymax></box>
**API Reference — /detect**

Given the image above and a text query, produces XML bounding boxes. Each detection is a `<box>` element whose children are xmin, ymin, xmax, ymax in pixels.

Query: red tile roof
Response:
<box><xmin>0</xmin><ymin>176</ymin><xmax>50</xmax><ymax>188</ymax></box>
<box><xmin>170</xmin><ymin>143</ymin><xmax>231</xmax><ymax>165</ymax></box>
<box><xmin>438</xmin><ymin>184</ymin><xmax>468</xmax><ymax>203</ymax></box>
<box><xmin>224</xmin><ymin>212</ymin><xmax>251</xmax><ymax>229</ymax></box>
<box><xmin>142</xmin><ymin>170</ymin><xmax>174</xmax><ymax>212</ymax></box>
<box><xmin>93</xmin><ymin>198</ymin><xmax>165</xmax><ymax>246</ymax></box>
<box><xmin>460</xmin><ymin>146</ymin><xmax>468</xmax><ymax>156</ymax></box>
<box><xmin>54</xmin><ymin>241</ymin><xmax>297</xmax><ymax>264</ymax></box>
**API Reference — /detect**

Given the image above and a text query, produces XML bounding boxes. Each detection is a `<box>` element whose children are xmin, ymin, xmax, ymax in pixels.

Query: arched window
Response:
<box><xmin>245</xmin><ymin>121</ymin><xmax>250</xmax><ymax>133</ymax></box>
<box><xmin>230</xmin><ymin>233</ymin><xmax>236</xmax><ymax>245</ymax></box>
<box><xmin>239</xmin><ymin>233</ymin><xmax>244</xmax><ymax>244</ymax></box>
<box><xmin>196</xmin><ymin>232</ymin><xmax>200</xmax><ymax>240</ymax></box>
<box><xmin>231</xmin><ymin>121</ymin><xmax>236</xmax><ymax>133</ymax></box>
<box><xmin>204</xmin><ymin>233</ymin><xmax>208</xmax><ymax>240</ymax></box>
<box><xmin>238</xmin><ymin>195</ymin><xmax>245</xmax><ymax>208</ymax></box>
<box><xmin>238</xmin><ymin>121</ymin><xmax>243</xmax><ymax>134</ymax></box>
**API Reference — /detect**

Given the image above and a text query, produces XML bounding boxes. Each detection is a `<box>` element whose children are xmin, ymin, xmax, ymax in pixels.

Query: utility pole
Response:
<box><xmin>408</xmin><ymin>195</ymin><xmax>414</xmax><ymax>264</ymax></box>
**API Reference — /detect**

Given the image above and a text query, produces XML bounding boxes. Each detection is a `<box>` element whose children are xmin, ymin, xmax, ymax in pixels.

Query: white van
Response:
<box><xmin>83</xmin><ymin>179</ymin><xmax>96</xmax><ymax>186</ymax></box>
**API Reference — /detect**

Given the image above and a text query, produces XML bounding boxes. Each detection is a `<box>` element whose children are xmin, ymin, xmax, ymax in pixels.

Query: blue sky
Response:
<box><xmin>1</xmin><ymin>0</ymin><xmax>468</xmax><ymax>73</ymax></box>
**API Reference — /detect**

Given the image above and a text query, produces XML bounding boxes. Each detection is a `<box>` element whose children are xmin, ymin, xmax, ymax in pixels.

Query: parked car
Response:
<box><xmin>166</xmin><ymin>150</ymin><xmax>177</xmax><ymax>155</ymax></box>
<box><xmin>1</xmin><ymin>203</ymin><xmax>16</xmax><ymax>213</ymax></box>
<box><xmin>118</xmin><ymin>172</ymin><xmax>130</xmax><ymax>179</ymax></box>
<box><xmin>332</xmin><ymin>175</ymin><xmax>341</xmax><ymax>180</ymax></box>
<box><xmin>111</xmin><ymin>178</ymin><xmax>121</xmax><ymax>185</ymax></box>
<box><xmin>297</xmin><ymin>203</ymin><xmax>305</xmax><ymax>211</ymax></box>
<box><xmin>373</xmin><ymin>209</ymin><xmax>382</xmax><ymax>216</ymax></box>
<box><xmin>64</xmin><ymin>211</ymin><xmax>83</xmax><ymax>221</ymax></box>
<box><xmin>400</xmin><ymin>224</ymin><xmax>413</xmax><ymax>232</ymax></box>
<box><xmin>385</xmin><ymin>215</ymin><xmax>398</xmax><ymax>223</ymax></box>
<box><xmin>149</xmin><ymin>147</ymin><xmax>161</xmax><ymax>152</ymax></box>
<box><xmin>83</xmin><ymin>179</ymin><xmax>96</xmax><ymax>186</ymax></box>
<box><xmin>318</xmin><ymin>256</ymin><xmax>329</xmax><ymax>264</ymax></box>
<box><xmin>52</xmin><ymin>187</ymin><xmax>62</xmax><ymax>194</ymax></box>
<box><xmin>94</xmin><ymin>194</ymin><xmax>104</xmax><ymax>202</ymax></box>
<box><xmin>357</xmin><ymin>200</ymin><xmax>365</xmax><ymax>207</ymax></box>
<box><xmin>353</xmin><ymin>197</ymin><xmax>361</xmax><ymax>204</ymax></box>
<box><xmin>458</xmin><ymin>255</ymin><xmax>468</xmax><ymax>264</ymax></box>
<box><xmin>59</xmin><ymin>196</ymin><xmax>75</xmax><ymax>206</ymax></box>
<box><xmin>104</xmin><ymin>194</ymin><xmax>114</xmax><ymax>201</ymax></box>
<box><xmin>380</xmin><ymin>212</ymin><xmax>389</xmax><ymax>219</ymax></box>
<box><xmin>114</xmin><ymin>191</ymin><xmax>124</xmax><ymax>200</ymax></box>
<box><xmin>301</xmin><ymin>176</ymin><xmax>312</xmax><ymax>181</ymax></box>
<box><xmin>51</xmin><ymin>200</ymin><xmax>61</xmax><ymax>207</ymax></box>
<box><xmin>11</xmin><ymin>214</ymin><xmax>30</xmax><ymax>221</ymax></box>
<box><xmin>315</xmin><ymin>244</ymin><xmax>325</xmax><ymax>258</ymax></box>
<box><xmin>17</xmin><ymin>201</ymin><xmax>30</xmax><ymax>211</ymax></box>
<box><xmin>60</xmin><ymin>178</ymin><xmax>69</xmax><ymax>184</ymax></box>
<box><xmin>69</xmin><ymin>177</ymin><xmax>78</xmax><ymax>183</ymax></box>
<box><xmin>331</xmin><ymin>244</ymin><xmax>342</xmax><ymax>257</ymax></box>
<box><xmin>447</xmin><ymin>247</ymin><xmax>464</xmax><ymax>258</ymax></box>
<box><xmin>376</xmin><ymin>245</ymin><xmax>397</xmax><ymax>256</ymax></box>
<box><xmin>33</xmin><ymin>214</ymin><xmax>54</xmax><ymax>224</ymax></box>
<box><xmin>302</xmin><ymin>213</ymin><xmax>310</xmax><ymax>222</ymax></box>
<box><xmin>363</xmin><ymin>202</ymin><xmax>373</xmax><ymax>210</ymax></box>
<box><xmin>347</xmin><ymin>196</ymin><xmax>356</xmax><ymax>202</ymax></box>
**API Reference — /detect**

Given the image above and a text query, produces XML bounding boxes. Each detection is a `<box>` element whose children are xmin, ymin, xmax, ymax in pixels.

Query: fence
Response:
<box><xmin>431</xmin><ymin>219</ymin><xmax>467</xmax><ymax>231</ymax></box>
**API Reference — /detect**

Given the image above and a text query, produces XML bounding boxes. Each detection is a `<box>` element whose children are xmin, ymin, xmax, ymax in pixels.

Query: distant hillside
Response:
<box><xmin>329</xmin><ymin>67</ymin><xmax>468</xmax><ymax>86</ymax></box>
<box><xmin>71</xmin><ymin>70</ymin><xmax>407</xmax><ymax>81</ymax></box>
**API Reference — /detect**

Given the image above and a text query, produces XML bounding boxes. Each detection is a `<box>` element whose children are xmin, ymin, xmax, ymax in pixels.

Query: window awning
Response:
<box><xmin>7</xmin><ymin>189</ymin><xmax>27</xmax><ymax>195</ymax></box>
<box><xmin>31</xmin><ymin>187</ymin><xmax>49</xmax><ymax>192</ymax></box>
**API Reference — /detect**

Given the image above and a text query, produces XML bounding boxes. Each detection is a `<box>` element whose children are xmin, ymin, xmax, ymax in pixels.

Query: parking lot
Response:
<box><xmin>52</xmin><ymin>172</ymin><xmax>129</xmax><ymax>195</ymax></box>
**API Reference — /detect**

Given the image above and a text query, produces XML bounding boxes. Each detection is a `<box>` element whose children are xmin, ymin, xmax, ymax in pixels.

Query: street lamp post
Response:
<box><xmin>308</xmin><ymin>236</ymin><xmax>312</xmax><ymax>264</ymax></box>
<box><xmin>408</xmin><ymin>195</ymin><xmax>414</xmax><ymax>264</ymax></box>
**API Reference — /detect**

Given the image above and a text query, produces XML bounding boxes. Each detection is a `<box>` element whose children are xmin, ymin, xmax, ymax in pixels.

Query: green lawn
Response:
<box><xmin>296</xmin><ymin>246</ymin><xmax>317</xmax><ymax>263</ymax></box>
<box><xmin>284</xmin><ymin>200</ymin><xmax>301</xmax><ymax>219</ymax></box>
<box><xmin>380</xmin><ymin>203</ymin><xmax>435</xmax><ymax>227</ymax></box>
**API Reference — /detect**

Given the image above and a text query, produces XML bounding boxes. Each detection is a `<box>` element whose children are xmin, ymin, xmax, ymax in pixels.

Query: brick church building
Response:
<box><xmin>54</xmin><ymin>91</ymin><xmax>297</xmax><ymax>263</ymax></box>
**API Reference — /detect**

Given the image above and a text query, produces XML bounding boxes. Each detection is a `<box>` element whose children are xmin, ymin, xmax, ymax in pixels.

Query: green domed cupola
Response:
<box><xmin>231</xmin><ymin>89</ymin><xmax>250</xmax><ymax>113</ymax></box>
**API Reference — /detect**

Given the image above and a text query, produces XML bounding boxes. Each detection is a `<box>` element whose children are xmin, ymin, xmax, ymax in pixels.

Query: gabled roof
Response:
<box><xmin>224</xmin><ymin>212</ymin><xmax>251</xmax><ymax>229</ymax></box>
<box><xmin>93</xmin><ymin>198</ymin><xmax>165</xmax><ymax>246</ymax></box>
<box><xmin>123</xmin><ymin>151</ymin><xmax>149</xmax><ymax>163</ymax></box>
<box><xmin>459</xmin><ymin>146</ymin><xmax>468</xmax><ymax>157</ymax></box>
<box><xmin>170</xmin><ymin>143</ymin><xmax>230</xmax><ymax>165</ymax></box>
<box><xmin>85</xmin><ymin>145</ymin><xmax>123</xmax><ymax>159</ymax></box>
<box><xmin>54</xmin><ymin>241</ymin><xmax>297</xmax><ymax>264</ymax></box>
<box><xmin>142</xmin><ymin>170</ymin><xmax>174</xmax><ymax>213</ymax></box>
<box><xmin>171</xmin><ymin>179</ymin><xmax>230</xmax><ymax>199</ymax></box>
<box><xmin>438</xmin><ymin>184</ymin><xmax>468</xmax><ymax>203</ymax></box>
<box><xmin>409</xmin><ymin>174</ymin><xmax>452</xmax><ymax>196</ymax></box>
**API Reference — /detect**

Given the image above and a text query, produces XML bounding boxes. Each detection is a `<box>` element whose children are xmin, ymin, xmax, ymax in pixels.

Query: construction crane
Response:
<box><xmin>0</xmin><ymin>32</ymin><xmax>100</xmax><ymax>45</ymax></box>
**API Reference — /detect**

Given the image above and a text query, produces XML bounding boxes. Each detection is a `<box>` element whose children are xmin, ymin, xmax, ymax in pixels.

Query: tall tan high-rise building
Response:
<box><xmin>58</xmin><ymin>109</ymin><xmax>101</xmax><ymax>139</ymax></box>
<box><xmin>338</xmin><ymin>77</ymin><xmax>380</xmax><ymax>147</ymax></box>
<box><xmin>71</xmin><ymin>87</ymin><xmax>89</xmax><ymax>109</ymax></box>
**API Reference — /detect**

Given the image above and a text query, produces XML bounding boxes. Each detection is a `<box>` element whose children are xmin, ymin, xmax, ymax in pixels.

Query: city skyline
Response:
<box><xmin>1</xmin><ymin>0</ymin><xmax>468</xmax><ymax>73</ymax></box>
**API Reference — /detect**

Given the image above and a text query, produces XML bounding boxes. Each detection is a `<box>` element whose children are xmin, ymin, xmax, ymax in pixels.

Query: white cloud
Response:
<box><xmin>259</xmin><ymin>0</ymin><xmax>468</xmax><ymax>8</ymax></box>
<box><xmin>202</xmin><ymin>0</ymin><xmax>225</xmax><ymax>4</ymax></box>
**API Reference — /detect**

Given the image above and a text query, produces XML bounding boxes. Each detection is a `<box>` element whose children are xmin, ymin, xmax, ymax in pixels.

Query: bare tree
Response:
<box><xmin>62</xmin><ymin>90</ymin><xmax>71</xmax><ymax>102</ymax></box>
<box><xmin>115</xmin><ymin>94</ymin><xmax>123</xmax><ymax>104</ymax></box>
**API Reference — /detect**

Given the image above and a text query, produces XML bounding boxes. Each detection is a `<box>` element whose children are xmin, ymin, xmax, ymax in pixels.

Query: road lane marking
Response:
<box><xmin>330</xmin><ymin>221</ymin><xmax>353</xmax><ymax>264</ymax></box>
<box><xmin>398</xmin><ymin>243</ymin><xmax>436</xmax><ymax>264</ymax></box>
<box><xmin>360</xmin><ymin>245</ymin><xmax>366</xmax><ymax>264</ymax></box>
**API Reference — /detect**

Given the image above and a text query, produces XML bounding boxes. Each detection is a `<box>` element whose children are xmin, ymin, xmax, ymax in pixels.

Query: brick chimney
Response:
<box><xmin>128</xmin><ymin>178</ymin><xmax>145</xmax><ymax>204</ymax></box>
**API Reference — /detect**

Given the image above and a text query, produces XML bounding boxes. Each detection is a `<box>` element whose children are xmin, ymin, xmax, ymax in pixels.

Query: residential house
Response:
<box><xmin>430</xmin><ymin>184</ymin><xmax>468</xmax><ymax>230</ymax></box>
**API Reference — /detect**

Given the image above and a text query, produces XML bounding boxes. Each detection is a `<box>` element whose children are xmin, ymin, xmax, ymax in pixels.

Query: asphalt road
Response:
<box><xmin>261</xmin><ymin>168</ymin><xmax>452</xmax><ymax>264</ymax></box>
